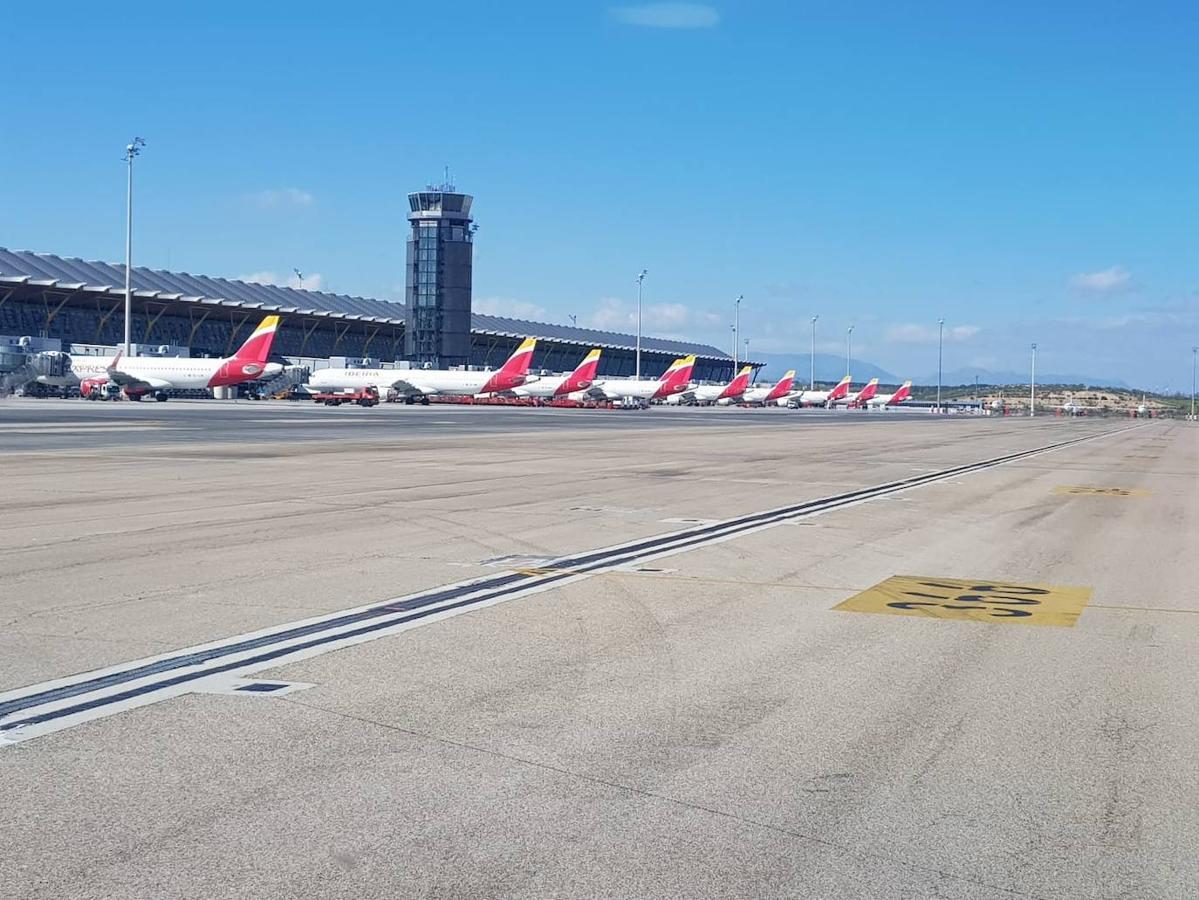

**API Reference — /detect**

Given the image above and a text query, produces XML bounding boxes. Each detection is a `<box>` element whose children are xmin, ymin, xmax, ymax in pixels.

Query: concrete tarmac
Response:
<box><xmin>1</xmin><ymin>395</ymin><xmax>971</xmax><ymax>451</ymax></box>
<box><xmin>0</xmin><ymin>405</ymin><xmax>1194</xmax><ymax>899</ymax></box>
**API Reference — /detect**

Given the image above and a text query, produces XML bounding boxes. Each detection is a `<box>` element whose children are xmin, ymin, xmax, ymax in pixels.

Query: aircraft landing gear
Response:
<box><xmin>155</xmin><ymin>392</ymin><xmax>169</xmax><ymax>402</ymax></box>
<box><xmin>420</xmin><ymin>396</ymin><xmax>430</xmax><ymax>406</ymax></box>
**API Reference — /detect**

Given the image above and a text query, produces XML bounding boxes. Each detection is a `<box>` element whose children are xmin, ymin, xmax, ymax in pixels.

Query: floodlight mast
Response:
<box><xmin>634</xmin><ymin>270</ymin><xmax>647</xmax><ymax>379</ymax></box>
<box><xmin>123</xmin><ymin>137</ymin><xmax>145</xmax><ymax>356</ymax></box>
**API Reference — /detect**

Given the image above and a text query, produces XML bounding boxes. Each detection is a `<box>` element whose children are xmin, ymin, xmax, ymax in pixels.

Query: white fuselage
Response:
<box><xmin>587</xmin><ymin>378</ymin><xmax>667</xmax><ymax>401</ymax></box>
<box><xmin>45</xmin><ymin>356</ymin><xmax>228</xmax><ymax>391</ymax></box>
<box><xmin>510</xmin><ymin>374</ymin><xmax>571</xmax><ymax>399</ymax></box>
<box><xmin>690</xmin><ymin>383</ymin><xmax>731</xmax><ymax>403</ymax></box>
<box><xmin>741</xmin><ymin>385</ymin><xmax>785</xmax><ymax>404</ymax></box>
<box><xmin>782</xmin><ymin>389</ymin><xmax>835</xmax><ymax>407</ymax></box>
<box><xmin>307</xmin><ymin>367</ymin><xmax>509</xmax><ymax>397</ymax></box>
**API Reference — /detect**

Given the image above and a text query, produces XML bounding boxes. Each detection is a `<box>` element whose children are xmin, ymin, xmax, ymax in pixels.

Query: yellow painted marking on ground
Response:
<box><xmin>834</xmin><ymin>575</ymin><xmax>1092</xmax><ymax>627</ymax></box>
<box><xmin>513</xmin><ymin>566</ymin><xmax>576</xmax><ymax>577</ymax></box>
<box><xmin>1053</xmin><ymin>485</ymin><xmax>1150</xmax><ymax>497</ymax></box>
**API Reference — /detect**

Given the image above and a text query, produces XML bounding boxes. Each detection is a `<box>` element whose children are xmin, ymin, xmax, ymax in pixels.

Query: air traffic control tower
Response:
<box><xmin>404</xmin><ymin>185</ymin><xmax>474</xmax><ymax>367</ymax></box>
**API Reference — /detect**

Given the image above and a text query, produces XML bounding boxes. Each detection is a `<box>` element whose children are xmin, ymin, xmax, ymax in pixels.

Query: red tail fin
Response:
<box><xmin>480</xmin><ymin>337</ymin><xmax>538</xmax><ymax>393</ymax></box>
<box><xmin>231</xmin><ymin>315</ymin><xmax>280</xmax><ymax>364</ymax></box>
<box><xmin>209</xmin><ymin>315</ymin><xmax>281</xmax><ymax>387</ymax></box>
<box><xmin>764</xmin><ymin>369</ymin><xmax>796</xmax><ymax>401</ymax></box>
<box><xmin>556</xmin><ymin>348</ymin><xmax>602</xmax><ymax>395</ymax></box>
<box><xmin>888</xmin><ymin>381</ymin><xmax>912</xmax><ymax>404</ymax></box>
<box><xmin>718</xmin><ymin>365</ymin><xmax>753</xmax><ymax>400</ymax></box>
<box><xmin>855</xmin><ymin>378</ymin><xmax>880</xmax><ymax>403</ymax></box>
<box><xmin>653</xmin><ymin>355</ymin><xmax>697</xmax><ymax>398</ymax></box>
<box><xmin>826</xmin><ymin>375</ymin><xmax>852</xmax><ymax>402</ymax></box>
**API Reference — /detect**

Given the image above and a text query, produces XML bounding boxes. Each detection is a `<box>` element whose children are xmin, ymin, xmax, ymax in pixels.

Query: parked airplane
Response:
<box><xmin>866</xmin><ymin>381</ymin><xmax>913</xmax><ymax>408</ymax></box>
<box><xmin>582</xmin><ymin>354</ymin><xmax>696</xmax><ymax>403</ymax></box>
<box><xmin>306</xmin><ymin>337</ymin><xmax>538</xmax><ymax>403</ymax></box>
<box><xmin>65</xmin><ymin>315</ymin><xmax>283</xmax><ymax>401</ymax></box>
<box><xmin>836</xmin><ymin>377</ymin><xmax>880</xmax><ymax>407</ymax></box>
<box><xmin>741</xmin><ymin>369</ymin><xmax>796</xmax><ymax>406</ymax></box>
<box><xmin>677</xmin><ymin>365</ymin><xmax>754</xmax><ymax>405</ymax></box>
<box><xmin>509</xmin><ymin>348</ymin><xmax>602</xmax><ymax>399</ymax></box>
<box><xmin>782</xmin><ymin>375</ymin><xmax>853</xmax><ymax>408</ymax></box>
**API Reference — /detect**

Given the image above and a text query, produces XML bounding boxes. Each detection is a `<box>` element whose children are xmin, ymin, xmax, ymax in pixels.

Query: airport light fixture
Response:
<box><xmin>122</xmin><ymin>137</ymin><xmax>146</xmax><ymax>356</ymax></box>
<box><xmin>635</xmin><ymin>270</ymin><xmax>647</xmax><ymax>379</ymax></box>
<box><xmin>1030</xmin><ymin>342</ymin><xmax>1038</xmax><ymax>417</ymax></box>
<box><xmin>1192</xmin><ymin>346</ymin><xmax>1197</xmax><ymax>420</ymax></box>
<box><xmin>846</xmin><ymin>325</ymin><xmax>854</xmax><ymax>379</ymax></box>
<box><xmin>810</xmin><ymin>315</ymin><xmax>818</xmax><ymax>390</ymax></box>
<box><xmin>937</xmin><ymin>318</ymin><xmax>945</xmax><ymax>414</ymax></box>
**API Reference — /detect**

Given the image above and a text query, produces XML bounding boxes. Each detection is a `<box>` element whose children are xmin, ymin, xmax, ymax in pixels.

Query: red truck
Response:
<box><xmin>310</xmin><ymin>386</ymin><xmax>380</xmax><ymax>407</ymax></box>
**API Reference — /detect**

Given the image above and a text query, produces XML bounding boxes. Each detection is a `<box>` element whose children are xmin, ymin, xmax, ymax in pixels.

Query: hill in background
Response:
<box><xmin>914</xmin><ymin>366</ymin><xmax>1131</xmax><ymax>389</ymax></box>
<box><xmin>751</xmin><ymin>352</ymin><xmax>898</xmax><ymax>385</ymax></box>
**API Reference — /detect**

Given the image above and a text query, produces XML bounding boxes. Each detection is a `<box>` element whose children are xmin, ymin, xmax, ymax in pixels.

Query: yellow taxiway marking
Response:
<box><xmin>834</xmin><ymin>575</ymin><xmax>1092</xmax><ymax>627</ymax></box>
<box><xmin>1053</xmin><ymin>485</ymin><xmax>1150</xmax><ymax>497</ymax></box>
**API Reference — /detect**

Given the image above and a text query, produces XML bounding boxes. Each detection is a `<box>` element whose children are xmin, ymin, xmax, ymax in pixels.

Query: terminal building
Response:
<box><xmin>0</xmin><ymin>184</ymin><xmax>751</xmax><ymax>384</ymax></box>
<box><xmin>0</xmin><ymin>249</ymin><xmax>742</xmax><ymax>381</ymax></box>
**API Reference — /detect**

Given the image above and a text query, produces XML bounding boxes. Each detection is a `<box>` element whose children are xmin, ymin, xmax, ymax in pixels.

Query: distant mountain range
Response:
<box><xmin>914</xmin><ymin>367</ymin><xmax>1131</xmax><ymax>389</ymax></box>
<box><xmin>750</xmin><ymin>352</ymin><xmax>898</xmax><ymax>385</ymax></box>
<box><xmin>750</xmin><ymin>353</ymin><xmax>1130</xmax><ymax>389</ymax></box>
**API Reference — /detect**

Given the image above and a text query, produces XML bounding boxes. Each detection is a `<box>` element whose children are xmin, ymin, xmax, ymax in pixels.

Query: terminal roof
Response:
<box><xmin>0</xmin><ymin>248</ymin><xmax>731</xmax><ymax>360</ymax></box>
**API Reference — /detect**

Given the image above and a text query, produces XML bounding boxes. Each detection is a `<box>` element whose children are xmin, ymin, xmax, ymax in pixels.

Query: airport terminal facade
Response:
<box><xmin>0</xmin><ymin>249</ymin><xmax>740</xmax><ymax>382</ymax></box>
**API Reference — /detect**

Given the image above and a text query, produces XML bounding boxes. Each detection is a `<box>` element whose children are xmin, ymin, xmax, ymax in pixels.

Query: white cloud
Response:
<box><xmin>586</xmin><ymin>298</ymin><xmax>710</xmax><ymax>335</ymax></box>
<box><xmin>474</xmin><ymin>296</ymin><xmax>548</xmax><ymax>320</ymax></box>
<box><xmin>250</xmin><ymin>187</ymin><xmax>315</xmax><ymax>209</ymax></box>
<box><xmin>1070</xmin><ymin>265</ymin><xmax>1132</xmax><ymax>293</ymax></box>
<box><xmin>610</xmin><ymin>3</ymin><xmax>719</xmax><ymax>28</ymax></box>
<box><xmin>886</xmin><ymin>323</ymin><xmax>981</xmax><ymax>344</ymax></box>
<box><xmin>240</xmin><ymin>270</ymin><xmax>324</xmax><ymax>291</ymax></box>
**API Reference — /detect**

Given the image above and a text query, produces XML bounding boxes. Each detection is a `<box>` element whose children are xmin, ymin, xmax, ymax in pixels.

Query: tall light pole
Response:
<box><xmin>846</xmin><ymin>325</ymin><xmax>854</xmax><ymax>379</ymax></box>
<box><xmin>123</xmin><ymin>137</ymin><xmax>146</xmax><ymax>356</ymax></box>
<box><xmin>810</xmin><ymin>315</ymin><xmax>818</xmax><ymax>389</ymax></box>
<box><xmin>1029</xmin><ymin>342</ymin><xmax>1037</xmax><ymax>417</ymax></box>
<box><xmin>634</xmin><ymin>269</ymin><xmax>647</xmax><ymax>379</ymax></box>
<box><xmin>937</xmin><ymin>318</ymin><xmax>945</xmax><ymax>414</ymax></box>
<box><xmin>744</xmin><ymin>337</ymin><xmax>750</xmax><ymax>373</ymax></box>
<box><xmin>733</xmin><ymin>295</ymin><xmax>742</xmax><ymax>370</ymax></box>
<box><xmin>1192</xmin><ymin>346</ymin><xmax>1197</xmax><ymax>420</ymax></box>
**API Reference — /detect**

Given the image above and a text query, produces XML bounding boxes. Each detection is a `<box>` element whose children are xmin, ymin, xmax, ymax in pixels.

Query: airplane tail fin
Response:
<box><xmin>765</xmin><ymin>369</ymin><xmax>796</xmax><ymax>401</ymax></box>
<box><xmin>557</xmin><ymin>348</ymin><xmax>602</xmax><ymax>394</ymax></box>
<box><xmin>889</xmin><ymin>380</ymin><xmax>913</xmax><ymax>404</ymax></box>
<box><xmin>656</xmin><ymin>355</ymin><xmax>697</xmax><ymax>394</ymax></box>
<box><xmin>856</xmin><ymin>377</ymin><xmax>880</xmax><ymax>402</ymax></box>
<box><xmin>230</xmin><ymin>315</ymin><xmax>281</xmax><ymax>365</ymax></box>
<box><xmin>479</xmin><ymin>337</ymin><xmax>538</xmax><ymax>393</ymax></box>
<box><xmin>827</xmin><ymin>374</ymin><xmax>853</xmax><ymax>402</ymax></box>
<box><xmin>497</xmin><ymin>337</ymin><xmax>538</xmax><ymax>379</ymax></box>
<box><xmin>720</xmin><ymin>365</ymin><xmax>754</xmax><ymax>399</ymax></box>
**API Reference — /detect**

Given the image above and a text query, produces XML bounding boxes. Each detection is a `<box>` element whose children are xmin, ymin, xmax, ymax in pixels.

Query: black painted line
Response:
<box><xmin>0</xmin><ymin>424</ymin><xmax>1138</xmax><ymax>731</ymax></box>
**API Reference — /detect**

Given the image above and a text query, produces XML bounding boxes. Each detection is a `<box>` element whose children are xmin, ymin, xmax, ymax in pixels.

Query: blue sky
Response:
<box><xmin>3</xmin><ymin>1</ymin><xmax>1196</xmax><ymax>388</ymax></box>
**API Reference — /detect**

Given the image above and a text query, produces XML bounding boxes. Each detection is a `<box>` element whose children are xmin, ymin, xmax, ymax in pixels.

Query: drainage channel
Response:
<box><xmin>0</xmin><ymin>423</ymin><xmax>1143</xmax><ymax>745</ymax></box>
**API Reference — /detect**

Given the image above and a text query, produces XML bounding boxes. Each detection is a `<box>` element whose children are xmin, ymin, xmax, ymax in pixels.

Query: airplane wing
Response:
<box><xmin>580</xmin><ymin>382</ymin><xmax>614</xmax><ymax>400</ymax></box>
<box><xmin>384</xmin><ymin>376</ymin><xmax>427</xmax><ymax>396</ymax></box>
<box><xmin>105</xmin><ymin>368</ymin><xmax>172</xmax><ymax>392</ymax></box>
